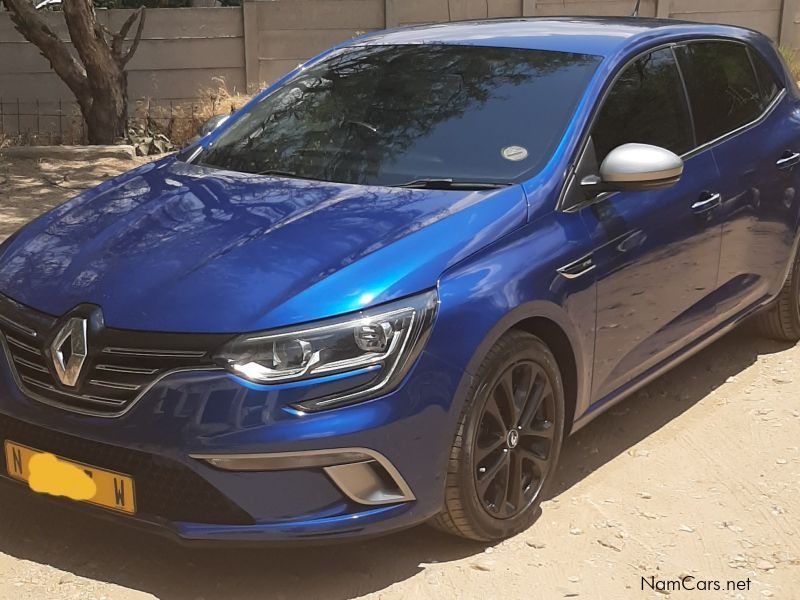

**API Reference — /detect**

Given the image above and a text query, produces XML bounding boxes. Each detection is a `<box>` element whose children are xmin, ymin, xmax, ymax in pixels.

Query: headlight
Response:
<box><xmin>214</xmin><ymin>290</ymin><xmax>439</xmax><ymax>411</ymax></box>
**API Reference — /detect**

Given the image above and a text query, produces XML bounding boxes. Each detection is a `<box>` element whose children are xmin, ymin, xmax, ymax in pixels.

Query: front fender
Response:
<box><xmin>426</xmin><ymin>210</ymin><xmax>597</xmax><ymax>430</ymax></box>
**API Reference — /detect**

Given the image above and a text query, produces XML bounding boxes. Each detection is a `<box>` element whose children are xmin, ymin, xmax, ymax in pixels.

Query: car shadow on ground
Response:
<box><xmin>0</xmin><ymin>327</ymin><xmax>791</xmax><ymax>600</ymax></box>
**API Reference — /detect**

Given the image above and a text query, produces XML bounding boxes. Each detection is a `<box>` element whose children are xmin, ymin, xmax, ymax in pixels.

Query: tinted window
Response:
<box><xmin>749</xmin><ymin>47</ymin><xmax>781</xmax><ymax>108</ymax></box>
<box><xmin>676</xmin><ymin>42</ymin><xmax>762</xmax><ymax>144</ymax></box>
<box><xmin>592</xmin><ymin>47</ymin><xmax>694</xmax><ymax>162</ymax></box>
<box><xmin>192</xmin><ymin>45</ymin><xmax>601</xmax><ymax>186</ymax></box>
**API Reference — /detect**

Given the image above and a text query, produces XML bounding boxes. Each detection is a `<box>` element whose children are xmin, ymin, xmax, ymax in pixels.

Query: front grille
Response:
<box><xmin>0</xmin><ymin>294</ymin><xmax>230</xmax><ymax>416</ymax></box>
<box><xmin>0</xmin><ymin>413</ymin><xmax>255</xmax><ymax>525</ymax></box>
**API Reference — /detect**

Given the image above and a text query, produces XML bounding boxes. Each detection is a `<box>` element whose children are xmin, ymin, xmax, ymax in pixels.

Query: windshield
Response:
<box><xmin>190</xmin><ymin>44</ymin><xmax>601</xmax><ymax>187</ymax></box>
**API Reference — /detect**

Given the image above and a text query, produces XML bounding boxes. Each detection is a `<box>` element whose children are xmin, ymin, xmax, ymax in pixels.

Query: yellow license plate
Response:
<box><xmin>4</xmin><ymin>441</ymin><xmax>136</xmax><ymax>514</ymax></box>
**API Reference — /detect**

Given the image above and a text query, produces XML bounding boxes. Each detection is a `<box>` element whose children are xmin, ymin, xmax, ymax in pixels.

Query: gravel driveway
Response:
<box><xmin>0</xmin><ymin>156</ymin><xmax>797</xmax><ymax>600</ymax></box>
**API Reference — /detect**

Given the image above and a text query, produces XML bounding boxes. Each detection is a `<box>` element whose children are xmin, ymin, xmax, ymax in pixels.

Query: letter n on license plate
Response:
<box><xmin>4</xmin><ymin>441</ymin><xmax>136</xmax><ymax>514</ymax></box>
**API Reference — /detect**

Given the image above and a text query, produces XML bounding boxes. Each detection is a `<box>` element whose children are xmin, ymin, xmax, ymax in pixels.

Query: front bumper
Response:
<box><xmin>0</xmin><ymin>340</ymin><xmax>468</xmax><ymax>542</ymax></box>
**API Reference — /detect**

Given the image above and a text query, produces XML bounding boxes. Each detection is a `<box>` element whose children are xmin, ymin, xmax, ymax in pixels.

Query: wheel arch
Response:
<box><xmin>452</xmin><ymin>300</ymin><xmax>590</xmax><ymax>436</ymax></box>
<box><xmin>513</xmin><ymin>316</ymin><xmax>579</xmax><ymax>435</ymax></box>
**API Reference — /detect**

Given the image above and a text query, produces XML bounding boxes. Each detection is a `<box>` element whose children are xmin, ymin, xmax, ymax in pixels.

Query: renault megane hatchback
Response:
<box><xmin>1</xmin><ymin>17</ymin><xmax>799</xmax><ymax>542</ymax></box>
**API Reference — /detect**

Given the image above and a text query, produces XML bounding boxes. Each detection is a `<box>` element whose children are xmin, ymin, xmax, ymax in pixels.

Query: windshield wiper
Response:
<box><xmin>256</xmin><ymin>169</ymin><xmax>319</xmax><ymax>181</ymax></box>
<box><xmin>393</xmin><ymin>178</ymin><xmax>509</xmax><ymax>190</ymax></box>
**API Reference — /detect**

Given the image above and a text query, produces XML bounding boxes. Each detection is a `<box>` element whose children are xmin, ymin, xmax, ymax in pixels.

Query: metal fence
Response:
<box><xmin>0</xmin><ymin>98</ymin><xmax>204</xmax><ymax>149</ymax></box>
<box><xmin>0</xmin><ymin>98</ymin><xmax>87</xmax><ymax>146</ymax></box>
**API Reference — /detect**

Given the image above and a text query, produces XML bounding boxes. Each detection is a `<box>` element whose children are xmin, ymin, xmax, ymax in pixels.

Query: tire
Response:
<box><xmin>753</xmin><ymin>250</ymin><xmax>800</xmax><ymax>342</ymax></box>
<box><xmin>430</xmin><ymin>330</ymin><xmax>566</xmax><ymax>541</ymax></box>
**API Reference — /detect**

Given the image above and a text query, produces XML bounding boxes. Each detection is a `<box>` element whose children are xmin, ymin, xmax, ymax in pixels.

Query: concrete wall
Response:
<box><xmin>0</xmin><ymin>8</ymin><xmax>245</xmax><ymax>104</ymax></box>
<box><xmin>244</xmin><ymin>0</ymin><xmax>386</xmax><ymax>87</ymax></box>
<box><xmin>0</xmin><ymin>0</ymin><xmax>797</xmax><ymax>136</ymax></box>
<box><xmin>243</xmin><ymin>0</ymin><xmax>792</xmax><ymax>91</ymax></box>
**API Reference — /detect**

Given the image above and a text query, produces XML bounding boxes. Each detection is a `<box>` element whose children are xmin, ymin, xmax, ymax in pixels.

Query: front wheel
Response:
<box><xmin>430</xmin><ymin>330</ymin><xmax>565</xmax><ymax>541</ymax></box>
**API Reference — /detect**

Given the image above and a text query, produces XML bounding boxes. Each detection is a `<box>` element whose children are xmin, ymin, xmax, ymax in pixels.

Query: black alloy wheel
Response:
<box><xmin>430</xmin><ymin>330</ymin><xmax>565</xmax><ymax>541</ymax></box>
<box><xmin>473</xmin><ymin>360</ymin><xmax>556</xmax><ymax>519</ymax></box>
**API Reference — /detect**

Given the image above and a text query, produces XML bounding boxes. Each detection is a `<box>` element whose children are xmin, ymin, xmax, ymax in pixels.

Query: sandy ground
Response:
<box><xmin>0</xmin><ymin>156</ymin><xmax>797</xmax><ymax>600</ymax></box>
<box><xmin>0</xmin><ymin>155</ymin><xmax>151</xmax><ymax>243</ymax></box>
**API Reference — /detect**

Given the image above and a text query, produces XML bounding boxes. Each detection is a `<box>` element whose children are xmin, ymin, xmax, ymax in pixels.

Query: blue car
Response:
<box><xmin>1</xmin><ymin>16</ymin><xmax>799</xmax><ymax>543</ymax></box>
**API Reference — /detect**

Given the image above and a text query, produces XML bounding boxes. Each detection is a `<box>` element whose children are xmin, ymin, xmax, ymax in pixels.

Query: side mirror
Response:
<box><xmin>198</xmin><ymin>114</ymin><xmax>229</xmax><ymax>137</ymax></box>
<box><xmin>581</xmin><ymin>143</ymin><xmax>684</xmax><ymax>196</ymax></box>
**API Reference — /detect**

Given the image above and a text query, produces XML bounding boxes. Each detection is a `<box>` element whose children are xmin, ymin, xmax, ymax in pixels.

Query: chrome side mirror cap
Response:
<box><xmin>582</xmin><ymin>143</ymin><xmax>684</xmax><ymax>195</ymax></box>
<box><xmin>198</xmin><ymin>114</ymin><xmax>229</xmax><ymax>137</ymax></box>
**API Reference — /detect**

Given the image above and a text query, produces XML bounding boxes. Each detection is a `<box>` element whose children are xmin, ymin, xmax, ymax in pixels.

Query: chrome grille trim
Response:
<box><xmin>6</xmin><ymin>335</ymin><xmax>40</xmax><ymax>355</ymax></box>
<box><xmin>88</xmin><ymin>379</ymin><xmax>142</xmax><ymax>391</ymax></box>
<box><xmin>12</xmin><ymin>356</ymin><xmax>49</xmax><ymax>373</ymax></box>
<box><xmin>83</xmin><ymin>396</ymin><xmax>128</xmax><ymax>406</ymax></box>
<box><xmin>0</xmin><ymin>294</ymin><xmax>228</xmax><ymax>418</ymax></box>
<box><xmin>19</xmin><ymin>374</ymin><xmax>125</xmax><ymax>406</ymax></box>
<box><xmin>3</xmin><ymin>333</ymin><xmax>225</xmax><ymax>417</ymax></box>
<box><xmin>0</xmin><ymin>314</ymin><xmax>37</xmax><ymax>338</ymax></box>
<box><xmin>96</xmin><ymin>364</ymin><xmax>159</xmax><ymax>375</ymax></box>
<box><xmin>19</xmin><ymin>375</ymin><xmax>127</xmax><ymax>407</ymax></box>
<box><xmin>103</xmin><ymin>347</ymin><xmax>208</xmax><ymax>358</ymax></box>
<box><xmin>19</xmin><ymin>374</ymin><xmax>55</xmax><ymax>391</ymax></box>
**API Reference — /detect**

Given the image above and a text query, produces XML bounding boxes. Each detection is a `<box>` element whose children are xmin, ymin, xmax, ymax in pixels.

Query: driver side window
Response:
<box><xmin>592</xmin><ymin>47</ymin><xmax>695</xmax><ymax>163</ymax></box>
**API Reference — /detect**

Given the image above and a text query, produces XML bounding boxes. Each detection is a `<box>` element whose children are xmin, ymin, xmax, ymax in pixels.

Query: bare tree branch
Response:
<box><xmin>0</xmin><ymin>0</ymin><xmax>90</xmax><ymax>105</ymax></box>
<box><xmin>112</xmin><ymin>8</ymin><xmax>140</xmax><ymax>58</ymax></box>
<box><xmin>119</xmin><ymin>8</ymin><xmax>145</xmax><ymax>67</ymax></box>
<box><xmin>61</xmin><ymin>0</ymin><xmax>112</xmax><ymax>78</ymax></box>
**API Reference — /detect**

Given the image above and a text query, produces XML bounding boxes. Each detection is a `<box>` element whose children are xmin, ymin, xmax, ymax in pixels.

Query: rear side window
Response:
<box><xmin>592</xmin><ymin>47</ymin><xmax>694</xmax><ymax>163</ymax></box>
<box><xmin>749</xmin><ymin>48</ymin><xmax>781</xmax><ymax>109</ymax></box>
<box><xmin>675</xmin><ymin>42</ymin><xmax>762</xmax><ymax>144</ymax></box>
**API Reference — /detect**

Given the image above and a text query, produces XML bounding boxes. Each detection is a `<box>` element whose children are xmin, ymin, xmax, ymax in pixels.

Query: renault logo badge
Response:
<box><xmin>51</xmin><ymin>318</ymin><xmax>88</xmax><ymax>387</ymax></box>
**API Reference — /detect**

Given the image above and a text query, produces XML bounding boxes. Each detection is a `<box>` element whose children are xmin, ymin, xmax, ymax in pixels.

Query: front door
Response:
<box><xmin>579</xmin><ymin>46</ymin><xmax>723</xmax><ymax>402</ymax></box>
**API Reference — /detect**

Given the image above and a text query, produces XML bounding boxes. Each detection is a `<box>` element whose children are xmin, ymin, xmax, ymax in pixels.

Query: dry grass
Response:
<box><xmin>132</xmin><ymin>77</ymin><xmax>254</xmax><ymax>148</ymax></box>
<box><xmin>195</xmin><ymin>77</ymin><xmax>254</xmax><ymax>122</ymax></box>
<box><xmin>780</xmin><ymin>46</ymin><xmax>800</xmax><ymax>84</ymax></box>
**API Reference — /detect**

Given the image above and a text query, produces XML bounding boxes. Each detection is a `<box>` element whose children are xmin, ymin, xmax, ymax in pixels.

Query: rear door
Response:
<box><xmin>676</xmin><ymin>41</ymin><xmax>800</xmax><ymax>318</ymax></box>
<box><xmin>577</xmin><ymin>46</ymin><xmax>723</xmax><ymax>402</ymax></box>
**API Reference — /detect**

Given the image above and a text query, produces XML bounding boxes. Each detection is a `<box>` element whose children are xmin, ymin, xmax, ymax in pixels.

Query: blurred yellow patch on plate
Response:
<box><xmin>3</xmin><ymin>441</ymin><xmax>136</xmax><ymax>514</ymax></box>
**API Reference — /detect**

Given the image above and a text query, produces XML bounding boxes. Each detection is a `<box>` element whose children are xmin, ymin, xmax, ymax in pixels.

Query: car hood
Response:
<box><xmin>0</xmin><ymin>158</ymin><xmax>526</xmax><ymax>333</ymax></box>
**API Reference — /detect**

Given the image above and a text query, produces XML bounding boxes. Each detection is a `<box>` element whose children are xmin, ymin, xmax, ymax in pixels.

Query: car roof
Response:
<box><xmin>356</xmin><ymin>16</ymin><xmax>762</xmax><ymax>58</ymax></box>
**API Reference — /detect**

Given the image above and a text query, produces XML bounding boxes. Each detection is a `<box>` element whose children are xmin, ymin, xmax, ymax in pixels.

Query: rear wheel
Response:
<box><xmin>430</xmin><ymin>330</ymin><xmax>565</xmax><ymax>541</ymax></box>
<box><xmin>753</xmin><ymin>250</ymin><xmax>800</xmax><ymax>342</ymax></box>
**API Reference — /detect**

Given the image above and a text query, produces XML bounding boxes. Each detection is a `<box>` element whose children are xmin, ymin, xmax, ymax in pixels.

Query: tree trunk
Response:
<box><xmin>1</xmin><ymin>0</ymin><xmax>145</xmax><ymax>145</ymax></box>
<box><xmin>84</xmin><ymin>67</ymin><xmax>128</xmax><ymax>144</ymax></box>
<box><xmin>84</xmin><ymin>92</ymin><xmax>125</xmax><ymax>144</ymax></box>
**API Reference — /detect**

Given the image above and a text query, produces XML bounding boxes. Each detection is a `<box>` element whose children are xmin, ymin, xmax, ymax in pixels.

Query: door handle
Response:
<box><xmin>777</xmin><ymin>151</ymin><xmax>800</xmax><ymax>170</ymax></box>
<box><xmin>691</xmin><ymin>192</ymin><xmax>721</xmax><ymax>214</ymax></box>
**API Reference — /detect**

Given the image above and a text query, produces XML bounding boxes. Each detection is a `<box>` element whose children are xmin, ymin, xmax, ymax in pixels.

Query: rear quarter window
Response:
<box><xmin>749</xmin><ymin>48</ymin><xmax>781</xmax><ymax>109</ymax></box>
<box><xmin>675</xmin><ymin>41</ymin><xmax>763</xmax><ymax>144</ymax></box>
